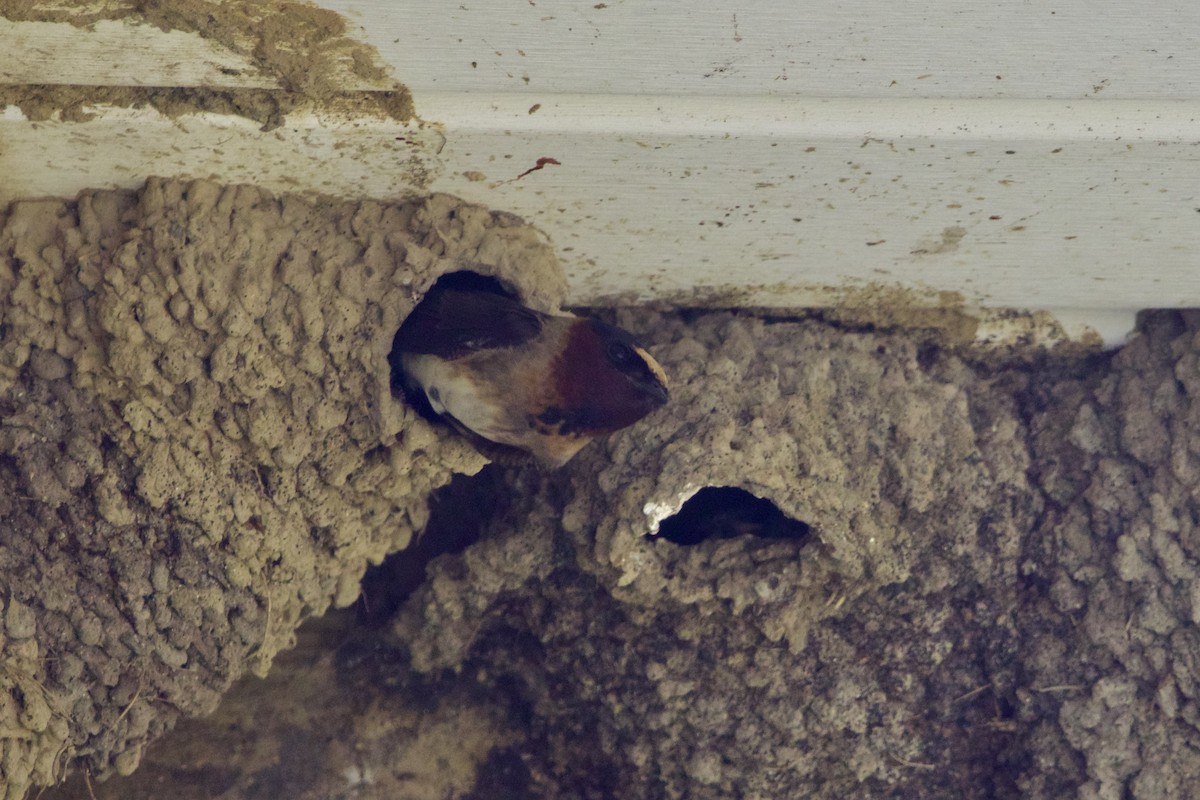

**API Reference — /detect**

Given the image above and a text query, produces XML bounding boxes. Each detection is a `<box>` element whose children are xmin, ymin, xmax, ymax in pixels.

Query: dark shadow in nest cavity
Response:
<box><xmin>650</xmin><ymin>486</ymin><xmax>812</xmax><ymax>546</ymax></box>
<box><xmin>357</xmin><ymin>464</ymin><xmax>505</xmax><ymax>627</ymax></box>
<box><xmin>463</xmin><ymin>747</ymin><xmax>536</xmax><ymax>800</ymax></box>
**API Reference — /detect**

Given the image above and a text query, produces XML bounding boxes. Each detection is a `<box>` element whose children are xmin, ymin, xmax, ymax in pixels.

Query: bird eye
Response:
<box><xmin>607</xmin><ymin>342</ymin><xmax>635</xmax><ymax>366</ymax></box>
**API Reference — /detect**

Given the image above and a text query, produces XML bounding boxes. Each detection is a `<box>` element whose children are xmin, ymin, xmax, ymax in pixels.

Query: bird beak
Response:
<box><xmin>648</xmin><ymin>380</ymin><xmax>669</xmax><ymax>405</ymax></box>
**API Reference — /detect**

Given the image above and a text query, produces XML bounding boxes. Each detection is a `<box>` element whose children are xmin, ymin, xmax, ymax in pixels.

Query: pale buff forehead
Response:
<box><xmin>634</xmin><ymin>346</ymin><xmax>669</xmax><ymax>388</ymax></box>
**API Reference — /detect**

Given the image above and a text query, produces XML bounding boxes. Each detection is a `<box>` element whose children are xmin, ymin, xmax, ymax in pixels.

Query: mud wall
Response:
<box><xmin>0</xmin><ymin>178</ymin><xmax>562</xmax><ymax>799</ymax></box>
<box><xmin>110</xmin><ymin>309</ymin><xmax>1195</xmax><ymax>800</ymax></box>
<box><xmin>4</xmin><ymin>178</ymin><xmax>1200</xmax><ymax>800</ymax></box>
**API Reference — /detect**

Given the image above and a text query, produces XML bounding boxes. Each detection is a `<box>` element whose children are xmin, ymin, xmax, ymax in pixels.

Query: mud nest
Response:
<box><xmin>0</xmin><ymin>177</ymin><xmax>564</xmax><ymax>798</ymax></box>
<box><xmin>6</xmin><ymin>177</ymin><xmax>1200</xmax><ymax>800</ymax></box>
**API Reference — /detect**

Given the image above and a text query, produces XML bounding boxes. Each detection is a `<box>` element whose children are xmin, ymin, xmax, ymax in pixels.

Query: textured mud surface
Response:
<box><xmin>46</xmin><ymin>309</ymin><xmax>1200</xmax><ymax>800</ymax></box>
<box><xmin>7</xmin><ymin>177</ymin><xmax>1200</xmax><ymax>800</ymax></box>
<box><xmin>382</xmin><ymin>311</ymin><xmax>1037</xmax><ymax>799</ymax></box>
<box><xmin>0</xmin><ymin>178</ymin><xmax>563</xmax><ymax>799</ymax></box>
<box><xmin>0</xmin><ymin>0</ymin><xmax>412</xmax><ymax>128</ymax></box>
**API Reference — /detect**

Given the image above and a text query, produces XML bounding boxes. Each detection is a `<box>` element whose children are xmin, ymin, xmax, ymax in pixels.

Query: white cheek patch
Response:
<box><xmin>401</xmin><ymin>354</ymin><xmax>448</xmax><ymax>414</ymax></box>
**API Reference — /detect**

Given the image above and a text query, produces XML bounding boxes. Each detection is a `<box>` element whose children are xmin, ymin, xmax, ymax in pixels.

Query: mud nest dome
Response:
<box><xmin>6</xmin><ymin>177</ymin><xmax>1200</xmax><ymax>800</ymax></box>
<box><xmin>0</xmin><ymin>177</ymin><xmax>564</xmax><ymax>796</ymax></box>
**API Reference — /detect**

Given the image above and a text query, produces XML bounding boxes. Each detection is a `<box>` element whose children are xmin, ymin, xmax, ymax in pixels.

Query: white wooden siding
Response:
<box><xmin>4</xmin><ymin>1</ymin><xmax>1200</xmax><ymax>342</ymax></box>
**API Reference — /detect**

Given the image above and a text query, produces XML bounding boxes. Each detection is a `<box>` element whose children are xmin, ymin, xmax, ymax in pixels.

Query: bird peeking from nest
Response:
<box><xmin>390</xmin><ymin>274</ymin><xmax>669</xmax><ymax>468</ymax></box>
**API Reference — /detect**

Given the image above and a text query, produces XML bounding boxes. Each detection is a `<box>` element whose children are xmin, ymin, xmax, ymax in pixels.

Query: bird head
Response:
<box><xmin>552</xmin><ymin>318</ymin><xmax>669</xmax><ymax>435</ymax></box>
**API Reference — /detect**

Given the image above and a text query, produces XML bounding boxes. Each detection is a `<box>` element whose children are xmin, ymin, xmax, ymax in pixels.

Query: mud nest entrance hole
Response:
<box><xmin>651</xmin><ymin>486</ymin><xmax>811</xmax><ymax>546</ymax></box>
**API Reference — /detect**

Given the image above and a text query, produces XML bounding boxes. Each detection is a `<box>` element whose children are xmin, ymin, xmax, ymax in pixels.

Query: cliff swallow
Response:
<box><xmin>391</xmin><ymin>283</ymin><xmax>669</xmax><ymax>467</ymax></box>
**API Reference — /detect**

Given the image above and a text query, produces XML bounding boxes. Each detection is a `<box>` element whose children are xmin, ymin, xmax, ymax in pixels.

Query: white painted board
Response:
<box><xmin>3</xmin><ymin>0</ymin><xmax>1200</xmax><ymax>343</ymax></box>
<box><xmin>325</xmin><ymin>0</ymin><xmax>1200</xmax><ymax>341</ymax></box>
<box><xmin>328</xmin><ymin>0</ymin><xmax>1200</xmax><ymax>100</ymax></box>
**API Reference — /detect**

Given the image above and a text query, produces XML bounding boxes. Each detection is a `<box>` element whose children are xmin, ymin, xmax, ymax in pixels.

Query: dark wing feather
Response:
<box><xmin>393</xmin><ymin>287</ymin><xmax>544</xmax><ymax>360</ymax></box>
